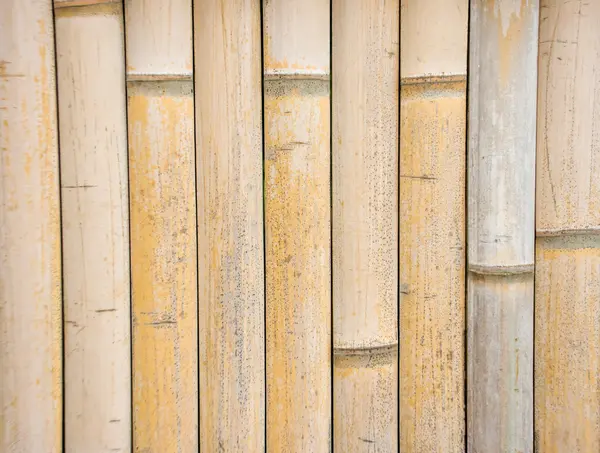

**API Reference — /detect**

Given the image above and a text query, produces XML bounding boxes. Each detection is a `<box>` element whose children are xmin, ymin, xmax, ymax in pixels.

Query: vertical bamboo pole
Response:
<box><xmin>332</xmin><ymin>0</ymin><xmax>398</xmax><ymax>450</ymax></box>
<box><xmin>195</xmin><ymin>1</ymin><xmax>264</xmax><ymax>452</ymax></box>
<box><xmin>535</xmin><ymin>2</ymin><xmax>600</xmax><ymax>451</ymax></box>
<box><xmin>54</xmin><ymin>2</ymin><xmax>130</xmax><ymax>451</ymax></box>
<box><xmin>399</xmin><ymin>1</ymin><xmax>467</xmax><ymax>451</ymax></box>
<box><xmin>263</xmin><ymin>0</ymin><xmax>331</xmax><ymax>451</ymax></box>
<box><xmin>0</xmin><ymin>1</ymin><xmax>62</xmax><ymax>451</ymax></box>
<box><xmin>468</xmin><ymin>1</ymin><xmax>538</xmax><ymax>452</ymax></box>
<box><xmin>125</xmin><ymin>1</ymin><xmax>197</xmax><ymax>451</ymax></box>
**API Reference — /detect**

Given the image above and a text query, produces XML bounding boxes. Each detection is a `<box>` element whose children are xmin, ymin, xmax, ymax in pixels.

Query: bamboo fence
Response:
<box><xmin>1</xmin><ymin>1</ymin><xmax>599</xmax><ymax>453</ymax></box>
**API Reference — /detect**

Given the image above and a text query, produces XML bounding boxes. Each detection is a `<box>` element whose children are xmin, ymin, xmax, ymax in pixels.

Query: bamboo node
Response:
<box><xmin>333</xmin><ymin>341</ymin><xmax>398</xmax><ymax>357</ymax></box>
<box><xmin>468</xmin><ymin>263</ymin><xmax>534</xmax><ymax>276</ymax></box>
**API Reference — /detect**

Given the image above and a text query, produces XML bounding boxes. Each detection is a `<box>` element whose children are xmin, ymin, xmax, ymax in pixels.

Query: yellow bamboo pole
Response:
<box><xmin>125</xmin><ymin>1</ymin><xmax>197</xmax><ymax>451</ymax></box>
<box><xmin>399</xmin><ymin>1</ymin><xmax>467</xmax><ymax>451</ymax></box>
<box><xmin>0</xmin><ymin>1</ymin><xmax>62</xmax><ymax>451</ymax></box>
<box><xmin>263</xmin><ymin>0</ymin><xmax>331</xmax><ymax>451</ymax></box>
<box><xmin>195</xmin><ymin>1</ymin><xmax>264</xmax><ymax>451</ymax></box>
<box><xmin>332</xmin><ymin>0</ymin><xmax>398</xmax><ymax>450</ymax></box>
<box><xmin>468</xmin><ymin>1</ymin><xmax>538</xmax><ymax>452</ymax></box>
<box><xmin>54</xmin><ymin>2</ymin><xmax>130</xmax><ymax>451</ymax></box>
<box><xmin>535</xmin><ymin>1</ymin><xmax>600</xmax><ymax>451</ymax></box>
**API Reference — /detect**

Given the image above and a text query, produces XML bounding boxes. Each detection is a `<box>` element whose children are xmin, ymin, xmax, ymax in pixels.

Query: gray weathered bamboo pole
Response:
<box><xmin>195</xmin><ymin>1</ymin><xmax>265</xmax><ymax>451</ymax></box>
<box><xmin>0</xmin><ymin>1</ymin><xmax>62</xmax><ymax>451</ymax></box>
<box><xmin>332</xmin><ymin>0</ymin><xmax>398</xmax><ymax>450</ymax></box>
<box><xmin>264</xmin><ymin>0</ymin><xmax>331</xmax><ymax>451</ymax></box>
<box><xmin>54</xmin><ymin>2</ymin><xmax>130</xmax><ymax>452</ymax></box>
<box><xmin>535</xmin><ymin>1</ymin><xmax>600</xmax><ymax>451</ymax></box>
<box><xmin>400</xmin><ymin>1</ymin><xmax>467</xmax><ymax>451</ymax></box>
<box><xmin>125</xmin><ymin>0</ymin><xmax>198</xmax><ymax>451</ymax></box>
<box><xmin>468</xmin><ymin>1</ymin><xmax>538</xmax><ymax>452</ymax></box>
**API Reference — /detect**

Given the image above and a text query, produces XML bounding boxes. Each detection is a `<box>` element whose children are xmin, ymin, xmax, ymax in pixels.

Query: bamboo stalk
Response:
<box><xmin>53</xmin><ymin>2</ymin><xmax>130</xmax><ymax>452</ymax></box>
<box><xmin>467</xmin><ymin>1</ymin><xmax>538</xmax><ymax>452</ymax></box>
<box><xmin>0</xmin><ymin>1</ymin><xmax>62</xmax><ymax>451</ymax></box>
<box><xmin>195</xmin><ymin>1</ymin><xmax>264</xmax><ymax>451</ymax></box>
<box><xmin>332</xmin><ymin>0</ymin><xmax>398</xmax><ymax>450</ymax></box>
<box><xmin>535</xmin><ymin>1</ymin><xmax>600</xmax><ymax>451</ymax></box>
<box><xmin>263</xmin><ymin>0</ymin><xmax>331</xmax><ymax>451</ymax></box>
<box><xmin>399</xmin><ymin>1</ymin><xmax>467</xmax><ymax>451</ymax></box>
<box><xmin>125</xmin><ymin>1</ymin><xmax>197</xmax><ymax>451</ymax></box>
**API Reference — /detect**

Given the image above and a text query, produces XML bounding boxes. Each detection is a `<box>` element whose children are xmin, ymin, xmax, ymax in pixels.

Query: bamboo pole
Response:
<box><xmin>53</xmin><ymin>2</ymin><xmax>130</xmax><ymax>452</ymax></box>
<box><xmin>332</xmin><ymin>0</ymin><xmax>398</xmax><ymax>450</ymax></box>
<box><xmin>125</xmin><ymin>1</ymin><xmax>197</xmax><ymax>451</ymax></box>
<box><xmin>0</xmin><ymin>1</ymin><xmax>62</xmax><ymax>451</ymax></box>
<box><xmin>535</xmin><ymin>1</ymin><xmax>600</xmax><ymax>451</ymax></box>
<box><xmin>399</xmin><ymin>1</ymin><xmax>467</xmax><ymax>451</ymax></box>
<box><xmin>195</xmin><ymin>1</ymin><xmax>264</xmax><ymax>451</ymax></box>
<box><xmin>263</xmin><ymin>0</ymin><xmax>331</xmax><ymax>451</ymax></box>
<box><xmin>467</xmin><ymin>1</ymin><xmax>538</xmax><ymax>452</ymax></box>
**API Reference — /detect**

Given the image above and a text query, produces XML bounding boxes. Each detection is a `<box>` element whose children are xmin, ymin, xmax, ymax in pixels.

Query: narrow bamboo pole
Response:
<box><xmin>195</xmin><ymin>1</ymin><xmax>264</xmax><ymax>452</ymax></box>
<box><xmin>399</xmin><ymin>1</ymin><xmax>467</xmax><ymax>451</ymax></box>
<box><xmin>0</xmin><ymin>1</ymin><xmax>62</xmax><ymax>451</ymax></box>
<box><xmin>54</xmin><ymin>2</ymin><xmax>130</xmax><ymax>452</ymax></box>
<box><xmin>332</xmin><ymin>0</ymin><xmax>398</xmax><ymax>450</ymax></box>
<box><xmin>535</xmin><ymin>2</ymin><xmax>600</xmax><ymax>451</ymax></box>
<box><xmin>263</xmin><ymin>0</ymin><xmax>331</xmax><ymax>451</ymax></box>
<box><xmin>125</xmin><ymin>1</ymin><xmax>197</xmax><ymax>451</ymax></box>
<box><xmin>468</xmin><ymin>1</ymin><xmax>538</xmax><ymax>452</ymax></box>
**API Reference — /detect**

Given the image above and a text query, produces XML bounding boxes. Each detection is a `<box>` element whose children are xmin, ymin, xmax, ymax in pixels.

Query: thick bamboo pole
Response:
<box><xmin>125</xmin><ymin>1</ymin><xmax>197</xmax><ymax>451</ymax></box>
<box><xmin>0</xmin><ymin>1</ymin><xmax>62</xmax><ymax>451</ymax></box>
<box><xmin>263</xmin><ymin>0</ymin><xmax>331</xmax><ymax>451</ymax></box>
<box><xmin>399</xmin><ymin>1</ymin><xmax>467</xmax><ymax>451</ymax></box>
<box><xmin>468</xmin><ymin>1</ymin><xmax>538</xmax><ymax>452</ymax></box>
<box><xmin>54</xmin><ymin>3</ymin><xmax>130</xmax><ymax>452</ymax></box>
<box><xmin>195</xmin><ymin>1</ymin><xmax>264</xmax><ymax>452</ymax></box>
<box><xmin>535</xmin><ymin>2</ymin><xmax>600</xmax><ymax>451</ymax></box>
<box><xmin>332</xmin><ymin>0</ymin><xmax>398</xmax><ymax>450</ymax></box>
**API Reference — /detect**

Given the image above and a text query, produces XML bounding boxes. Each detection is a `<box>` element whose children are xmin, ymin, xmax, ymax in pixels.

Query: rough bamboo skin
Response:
<box><xmin>399</xmin><ymin>1</ymin><xmax>467</xmax><ymax>452</ymax></box>
<box><xmin>195</xmin><ymin>1</ymin><xmax>265</xmax><ymax>451</ymax></box>
<box><xmin>54</xmin><ymin>3</ymin><xmax>130</xmax><ymax>452</ymax></box>
<box><xmin>264</xmin><ymin>0</ymin><xmax>331</xmax><ymax>451</ymax></box>
<box><xmin>468</xmin><ymin>1</ymin><xmax>538</xmax><ymax>452</ymax></box>
<box><xmin>332</xmin><ymin>0</ymin><xmax>398</xmax><ymax>451</ymax></box>
<box><xmin>535</xmin><ymin>1</ymin><xmax>600</xmax><ymax>451</ymax></box>
<box><xmin>0</xmin><ymin>1</ymin><xmax>62</xmax><ymax>451</ymax></box>
<box><xmin>125</xmin><ymin>1</ymin><xmax>197</xmax><ymax>451</ymax></box>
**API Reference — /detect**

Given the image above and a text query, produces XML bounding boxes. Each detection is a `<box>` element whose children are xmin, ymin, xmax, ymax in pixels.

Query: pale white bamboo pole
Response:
<box><xmin>195</xmin><ymin>1</ymin><xmax>265</xmax><ymax>451</ymax></box>
<box><xmin>332</xmin><ymin>0</ymin><xmax>398</xmax><ymax>450</ymax></box>
<box><xmin>399</xmin><ymin>1</ymin><xmax>467</xmax><ymax>451</ymax></box>
<box><xmin>0</xmin><ymin>1</ymin><xmax>62</xmax><ymax>451</ymax></box>
<box><xmin>263</xmin><ymin>0</ymin><xmax>331</xmax><ymax>451</ymax></box>
<box><xmin>535</xmin><ymin>1</ymin><xmax>600</xmax><ymax>451</ymax></box>
<box><xmin>53</xmin><ymin>2</ymin><xmax>130</xmax><ymax>452</ymax></box>
<box><xmin>125</xmin><ymin>1</ymin><xmax>197</xmax><ymax>451</ymax></box>
<box><xmin>468</xmin><ymin>1</ymin><xmax>538</xmax><ymax>452</ymax></box>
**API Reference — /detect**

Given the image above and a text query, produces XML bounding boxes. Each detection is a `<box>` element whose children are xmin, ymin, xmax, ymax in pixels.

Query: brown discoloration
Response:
<box><xmin>195</xmin><ymin>1</ymin><xmax>265</xmax><ymax>451</ymax></box>
<box><xmin>399</xmin><ymin>78</ymin><xmax>466</xmax><ymax>453</ymax></box>
<box><xmin>128</xmin><ymin>82</ymin><xmax>198</xmax><ymax>453</ymax></box>
<box><xmin>265</xmin><ymin>79</ymin><xmax>331</xmax><ymax>453</ymax></box>
<box><xmin>536</xmin><ymin>1</ymin><xmax>600</xmax><ymax>450</ymax></box>
<box><xmin>0</xmin><ymin>1</ymin><xmax>62</xmax><ymax>451</ymax></box>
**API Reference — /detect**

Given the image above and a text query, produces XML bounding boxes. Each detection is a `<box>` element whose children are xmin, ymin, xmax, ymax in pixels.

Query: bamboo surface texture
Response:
<box><xmin>125</xmin><ymin>0</ymin><xmax>198</xmax><ymax>451</ymax></box>
<box><xmin>195</xmin><ymin>1</ymin><xmax>265</xmax><ymax>452</ymax></box>
<box><xmin>332</xmin><ymin>0</ymin><xmax>398</xmax><ymax>451</ymax></box>
<box><xmin>468</xmin><ymin>1</ymin><xmax>538</xmax><ymax>452</ymax></box>
<box><xmin>264</xmin><ymin>0</ymin><xmax>331</xmax><ymax>451</ymax></box>
<box><xmin>535</xmin><ymin>1</ymin><xmax>600</xmax><ymax>451</ymax></box>
<box><xmin>54</xmin><ymin>3</ymin><xmax>130</xmax><ymax>452</ymax></box>
<box><xmin>0</xmin><ymin>1</ymin><xmax>62</xmax><ymax>451</ymax></box>
<box><xmin>400</xmin><ymin>1</ymin><xmax>467</xmax><ymax>452</ymax></box>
